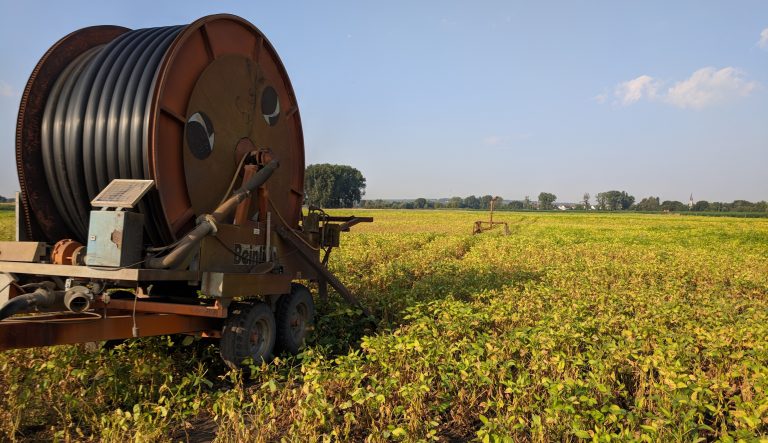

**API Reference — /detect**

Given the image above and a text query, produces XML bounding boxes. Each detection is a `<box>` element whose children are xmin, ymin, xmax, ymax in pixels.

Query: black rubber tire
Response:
<box><xmin>220</xmin><ymin>302</ymin><xmax>276</xmax><ymax>369</ymax></box>
<box><xmin>275</xmin><ymin>283</ymin><xmax>316</xmax><ymax>355</ymax></box>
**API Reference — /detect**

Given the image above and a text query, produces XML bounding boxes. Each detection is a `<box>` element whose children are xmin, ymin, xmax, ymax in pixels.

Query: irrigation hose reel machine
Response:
<box><xmin>0</xmin><ymin>14</ymin><xmax>371</xmax><ymax>367</ymax></box>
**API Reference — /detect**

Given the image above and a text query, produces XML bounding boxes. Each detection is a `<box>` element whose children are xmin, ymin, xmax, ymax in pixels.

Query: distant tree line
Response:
<box><xmin>300</xmin><ymin>164</ymin><xmax>766</xmax><ymax>213</ymax></box>
<box><xmin>363</xmin><ymin>195</ymin><xmax>506</xmax><ymax>210</ymax></box>
<box><xmin>362</xmin><ymin>193</ymin><xmax>552</xmax><ymax>210</ymax></box>
<box><xmin>362</xmin><ymin>190</ymin><xmax>768</xmax><ymax>213</ymax></box>
<box><xmin>633</xmin><ymin>197</ymin><xmax>768</xmax><ymax>213</ymax></box>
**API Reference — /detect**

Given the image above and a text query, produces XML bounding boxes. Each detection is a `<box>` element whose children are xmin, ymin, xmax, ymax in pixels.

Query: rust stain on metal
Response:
<box><xmin>111</xmin><ymin>230</ymin><xmax>123</xmax><ymax>249</ymax></box>
<box><xmin>473</xmin><ymin>197</ymin><xmax>510</xmax><ymax>235</ymax></box>
<box><xmin>96</xmin><ymin>297</ymin><xmax>228</xmax><ymax>318</ymax></box>
<box><xmin>0</xmin><ymin>314</ymin><xmax>221</xmax><ymax>351</ymax></box>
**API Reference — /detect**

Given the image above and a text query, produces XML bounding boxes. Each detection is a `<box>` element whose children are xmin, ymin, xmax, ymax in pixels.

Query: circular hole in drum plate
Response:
<box><xmin>261</xmin><ymin>86</ymin><xmax>280</xmax><ymax>126</ymax></box>
<box><xmin>185</xmin><ymin>111</ymin><xmax>215</xmax><ymax>160</ymax></box>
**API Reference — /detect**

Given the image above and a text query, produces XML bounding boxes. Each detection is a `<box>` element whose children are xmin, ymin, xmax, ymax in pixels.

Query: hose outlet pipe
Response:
<box><xmin>64</xmin><ymin>286</ymin><xmax>93</xmax><ymax>313</ymax></box>
<box><xmin>146</xmin><ymin>159</ymin><xmax>279</xmax><ymax>269</ymax></box>
<box><xmin>0</xmin><ymin>282</ymin><xmax>61</xmax><ymax>321</ymax></box>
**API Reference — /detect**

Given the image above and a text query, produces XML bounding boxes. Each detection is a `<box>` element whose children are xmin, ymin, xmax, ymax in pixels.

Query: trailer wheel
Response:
<box><xmin>220</xmin><ymin>302</ymin><xmax>276</xmax><ymax>369</ymax></box>
<box><xmin>275</xmin><ymin>283</ymin><xmax>315</xmax><ymax>355</ymax></box>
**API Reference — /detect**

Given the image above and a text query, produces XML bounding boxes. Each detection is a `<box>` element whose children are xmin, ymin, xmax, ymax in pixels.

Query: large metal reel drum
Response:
<box><xmin>16</xmin><ymin>25</ymin><xmax>130</xmax><ymax>243</ymax></box>
<box><xmin>16</xmin><ymin>14</ymin><xmax>304</xmax><ymax>245</ymax></box>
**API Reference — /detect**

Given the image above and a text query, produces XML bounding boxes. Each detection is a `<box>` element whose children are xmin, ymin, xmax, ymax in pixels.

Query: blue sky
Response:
<box><xmin>0</xmin><ymin>1</ymin><xmax>766</xmax><ymax>202</ymax></box>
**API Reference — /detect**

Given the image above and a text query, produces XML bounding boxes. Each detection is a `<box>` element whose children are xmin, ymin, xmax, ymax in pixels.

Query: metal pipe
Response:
<box><xmin>266</xmin><ymin>211</ymin><xmax>271</xmax><ymax>262</ymax></box>
<box><xmin>146</xmin><ymin>159</ymin><xmax>279</xmax><ymax>269</ymax></box>
<box><xmin>64</xmin><ymin>286</ymin><xmax>93</xmax><ymax>313</ymax></box>
<box><xmin>0</xmin><ymin>282</ymin><xmax>61</xmax><ymax>321</ymax></box>
<box><xmin>233</xmin><ymin>165</ymin><xmax>257</xmax><ymax>226</ymax></box>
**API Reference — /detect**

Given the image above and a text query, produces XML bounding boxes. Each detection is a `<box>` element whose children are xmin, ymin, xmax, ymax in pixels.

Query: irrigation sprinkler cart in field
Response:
<box><xmin>0</xmin><ymin>14</ymin><xmax>371</xmax><ymax>368</ymax></box>
<box><xmin>472</xmin><ymin>197</ymin><xmax>510</xmax><ymax>235</ymax></box>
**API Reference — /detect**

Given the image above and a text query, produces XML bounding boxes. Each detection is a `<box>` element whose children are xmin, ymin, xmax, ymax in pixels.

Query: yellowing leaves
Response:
<box><xmin>1</xmin><ymin>210</ymin><xmax>768</xmax><ymax>440</ymax></box>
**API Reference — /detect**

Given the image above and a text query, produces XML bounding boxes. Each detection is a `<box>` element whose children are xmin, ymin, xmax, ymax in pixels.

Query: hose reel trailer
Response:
<box><xmin>1</xmin><ymin>14</ymin><xmax>371</xmax><ymax>368</ymax></box>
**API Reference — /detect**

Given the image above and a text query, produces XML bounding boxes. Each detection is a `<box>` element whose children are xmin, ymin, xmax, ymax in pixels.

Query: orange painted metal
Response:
<box><xmin>95</xmin><ymin>298</ymin><xmax>228</xmax><ymax>318</ymax></box>
<box><xmin>149</xmin><ymin>14</ymin><xmax>305</xmax><ymax>241</ymax></box>
<box><xmin>472</xmin><ymin>197</ymin><xmax>510</xmax><ymax>235</ymax></box>
<box><xmin>51</xmin><ymin>239</ymin><xmax>84</xmax><ymax>265</ymax></box>
<box><xmin>233</xmin><ymin>165</ymin><xmax>257</xmax><ymax>226</ymax></box>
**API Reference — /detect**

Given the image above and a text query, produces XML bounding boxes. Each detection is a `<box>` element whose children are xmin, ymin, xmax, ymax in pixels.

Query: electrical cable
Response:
<box><xmin>86</xmin><ymin>259</ymin><xmax>146</xmax><ymax>272</ymax></box>
<box><xmin>145</xmin><ymin>237</ymin><xmax>186</xmax><ymax>253</ymax></box>
<box><xmin>217</xmin><ymin>154</ymin><xmax>249</xmax><ymax>207</ymax></box>
<box><xmin>131</xmin><ymin>292</ymin><xmax>139</xmax><ymax>337</ymax></box>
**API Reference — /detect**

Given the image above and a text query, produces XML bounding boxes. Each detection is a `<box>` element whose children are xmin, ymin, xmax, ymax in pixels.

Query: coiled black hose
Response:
<box><xmin>41</xmin><ymin>25</ymin><xmax>183</xmax><ymax>244</ymax></box>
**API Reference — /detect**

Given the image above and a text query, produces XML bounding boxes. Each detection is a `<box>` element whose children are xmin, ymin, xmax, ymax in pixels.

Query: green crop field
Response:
<box><xmin>0</xmin><ymin>210</ymin><xmax>766</xmax><ymax>441</ymax></box>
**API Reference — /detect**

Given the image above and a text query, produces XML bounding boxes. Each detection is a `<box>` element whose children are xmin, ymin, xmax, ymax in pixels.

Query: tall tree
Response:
<box><xmin>660</xmin><ymin>200</ymin><xmax>687</xmax><ymax>211</ymax></box>
<box><xmin>731</xmin><ymin>200</ymin><xmax>756</xmax><ymax>212</ymax></box>
<box><xmin>619</xmin><ymin>191</ymin><xmax>635</xmax><ymax>210</ymax></box>
<box><xmin>480</xmin><ymin>195</ymin><xmax>494</xmax><ymax>210</ymax></box>
<box><xmin>463</xmin><ymin>195</ymin><xmax>481</xmax><ymax>209</ymax></box>
<box><xmin>304</xmin><ymin>164</ymin><xmax>366</xmax><ymax>208</ymax></box>
<box><xmin>582</xmin><ymin>192</ymin><xmax>591</xmax><ymax>209</ymax></box>
<box><xmin>596</xmin><ymin>192</ymin><xmax>607</xmax><ymax>210</ymax></box>
<box><xmin>447</xmin><ymin>196</ymin><xmax>463</xmax><ymax>208</ymax></box>
<box><xmin>635</xmin><ymin>196</ymin><xmax>661</xmax><ymax>211</ymax></box>
<box><xmin>692</xmin><ymin>200</ymin><xmax>710</xmax><ymax>211</ymax></box>
<box><xmin>596</xmin><ymin>190</ymin><xmax>635</xmax><ymax>210</ymax></box>
<box><xmin>538</xmin><ymin>192</ymin><xmax>557</xmax><ymax>210</ymax></box>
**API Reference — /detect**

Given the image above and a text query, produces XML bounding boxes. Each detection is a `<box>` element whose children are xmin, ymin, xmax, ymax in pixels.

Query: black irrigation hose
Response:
<box><xmin>0</xmin><ymin>287</ymin><xmax>60</xmax><ymax>321</ymax></box>
<box><xmin>41</xmin><ymin>25</ymin><xmax>183</xmax><ymax>244</ymax></box>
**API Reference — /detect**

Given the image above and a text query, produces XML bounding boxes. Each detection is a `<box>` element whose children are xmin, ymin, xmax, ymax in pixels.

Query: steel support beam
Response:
<box><xmin>277</xmin><ymin>226</ymin><xmax>372</xmax><ymax>318</ymax></box>
<box><xmin>95</xmin><ymin>298</ymin><xmax>228</xmax><ymax>318</ymax></box>
<box><xmin>0</xmin><ymin>313</ymin><xmax>221</xmax><ymax>350</ymax></box>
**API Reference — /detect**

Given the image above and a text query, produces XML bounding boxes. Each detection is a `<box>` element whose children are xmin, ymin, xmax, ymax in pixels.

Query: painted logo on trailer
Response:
<box><xmin>233</xmin><ymin>243</ymin><xmax>260</xmax><ymax>265</ymax></box>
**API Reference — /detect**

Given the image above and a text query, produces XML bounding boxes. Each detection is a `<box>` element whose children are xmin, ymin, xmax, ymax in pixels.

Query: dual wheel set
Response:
<box><xmin>219</xmin><ymin>283</ymin><xmax>315</xmax><ymax>369</ymax></box>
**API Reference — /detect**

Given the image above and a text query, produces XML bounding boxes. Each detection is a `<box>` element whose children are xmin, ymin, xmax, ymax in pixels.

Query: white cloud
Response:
<box><xmin>483</xmin><ymin>135</ymin><xmax>505</xmax><ymax>146</ymax></box>
<box><xmin>482</xmin><ymin>133</ymin><xmax>532</xmax><ymax>148</ymax></box>
<box><xmin>665</xmin><ymin>67</ymin><xmax>758</xmax><ymax>109</ymax></box>
<box><xmin>0</xmin><ymin>81</ymin><xmax>16</xmax><ymax>98</ymax></box>
<box><xmin>593</xmin><ymin>93</ymin><xmax>607</xmax><ymax>104</ymax></box>
<box><xmin>759</xmin><ymin>28</ymin><xmax>768</xmax><ymax>49</ymax></box>
<box><xmin>602</xmin><ymin>67</ymin><xmax>759</xmax><ymax>110</ymax></box>
<box><xmin>614</xmin><ymin>75</ymin><xmax>659</xmax><ymax>106</ymax></box>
